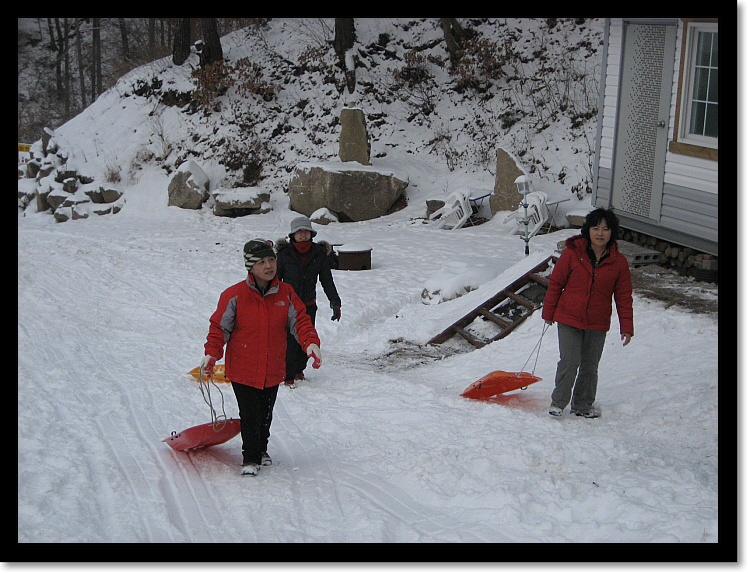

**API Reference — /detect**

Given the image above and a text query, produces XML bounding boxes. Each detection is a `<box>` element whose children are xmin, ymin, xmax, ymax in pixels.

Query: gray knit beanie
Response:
<box><xmin>289</xmin><ymin>216</ymin><xmax>317</xmax><ymax>238</ymax></box>
<box><xmin>243</xmin><ymin>239</ymin><xmax>276</xmax><ymax>271</ymax></box>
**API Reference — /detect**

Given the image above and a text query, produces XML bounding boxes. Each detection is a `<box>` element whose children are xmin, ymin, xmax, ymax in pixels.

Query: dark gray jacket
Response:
<box><xmin>276</xmin><ymin>239</ymin><xmax>341</xmax><ymax>309</ymax></box>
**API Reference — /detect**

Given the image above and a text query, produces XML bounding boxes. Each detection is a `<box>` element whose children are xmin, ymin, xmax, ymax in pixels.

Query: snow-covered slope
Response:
<box><xmin>31</xmin><ymin>18</ymin><xmax>603</xmax><ymax>195</ymax></box>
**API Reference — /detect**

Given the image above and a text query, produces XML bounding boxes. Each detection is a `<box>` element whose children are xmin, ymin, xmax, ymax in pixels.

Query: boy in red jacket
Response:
<box><xmin>201</xmin><ymin>239</ymin><xmax>321</xmax><ymax>476</ymax></box>
<box><xmin>542</xmin><ymin>208</ymin><xmax>634</xmax><ymax>419</ymax></box>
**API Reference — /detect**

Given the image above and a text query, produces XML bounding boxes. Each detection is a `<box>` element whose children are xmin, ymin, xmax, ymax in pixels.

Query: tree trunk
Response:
<box><xmin>92</xmin><ymin>17</ymin><xmax>102</xmax><ymax>100</ymax></box>
<box><xmin>172</xmin><ymin>18</ymin><xmax>191</xmax><ymax>66</ymax></box>
<box><xmin>62</xmin><ymin>17</ymin><xmax>70</xmax><ymax>115</ymax></box>
<box><xmin>75</xmin><ymin>18</ymin><xmax>86</xmax><ymax>108</ymax></box>
<box><xmin>46</xmin><ymin>18</ymin><xmax>56</xmax><ymax>52</ymax></box>
<box><xmin>148</xmin><ymin>18</ymin><xmax>156</xmax><ymax>53</ymax></box>
<box><xmin>440</xmin><ymin>18</ymin><xmax>465</xmax><ymax>68</ymax></box>
<box><xmin>119</xmin><ymin>18</ymin><xmax>131</xmax><ymax>61</ymax></box>
<box><xmin>334</xmin><ymin>18</ymin><xmax>356</xmax><ymax>93</ymax></box>
<box><xmin>199</xmin><ymin>18</ymin><xmax>223</xmax><ymax>68</ymax></box>
<box><xmin>51</xmin><ymin>18</ymin><xmax>63</xmax><ymax>99</ymax></box>
<box><xmin>333</xmin><ymin>18</ymin><xmax>355</xmax><ymax>57</ymax></box>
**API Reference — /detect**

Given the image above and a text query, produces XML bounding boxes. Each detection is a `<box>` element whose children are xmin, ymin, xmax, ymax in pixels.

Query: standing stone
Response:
<box><xmin>491</xmin><ymin>147</ymin><xmax>525</xmax><ymax>213</ymax></box>
<box><xmin>339</xmin><ymin>107</ymin><xmax>370</xmax><ymax>165</ymax></box>
<box><xmin>168</xmin><ymin>160</ymin><xmax>210</xmax><ymax>209</ymax></box>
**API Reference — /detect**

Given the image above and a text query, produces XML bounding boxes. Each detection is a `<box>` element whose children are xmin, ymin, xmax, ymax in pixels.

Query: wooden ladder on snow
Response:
<box><xmin>427</xmin><ymin>256</ymin><xmax>552</xmax><ymax>349</ymax></box>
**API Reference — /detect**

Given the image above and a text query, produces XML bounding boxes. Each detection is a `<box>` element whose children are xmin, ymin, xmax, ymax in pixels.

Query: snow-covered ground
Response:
<box><xmin>17</xmin><ymin>17</ymin><xmax>724</xmax><ymax>555</ymax></box>
<box><xmin>18</xmin><ymin>165</ymin><xmax>719</xmax><ymax>546</ymax></box>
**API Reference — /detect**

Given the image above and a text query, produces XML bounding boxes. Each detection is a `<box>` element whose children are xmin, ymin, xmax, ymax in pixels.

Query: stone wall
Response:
<box><xmin>621</xmin><ymin>228</ymin><xmax>717</xmax><ymax>281</ymax></box>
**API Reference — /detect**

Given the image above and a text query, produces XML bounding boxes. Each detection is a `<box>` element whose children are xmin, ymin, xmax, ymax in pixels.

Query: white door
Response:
<box><xmin>611</xmin><ymin>21</ymin><xmax>677</xmax><ymax>221</ymax></box>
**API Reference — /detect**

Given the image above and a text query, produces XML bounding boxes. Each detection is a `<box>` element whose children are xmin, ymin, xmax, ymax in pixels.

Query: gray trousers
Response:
<box><xmin>551</xmin><ymin>323</ymin><xmax>607</xmax><ymax>411</ymax></box>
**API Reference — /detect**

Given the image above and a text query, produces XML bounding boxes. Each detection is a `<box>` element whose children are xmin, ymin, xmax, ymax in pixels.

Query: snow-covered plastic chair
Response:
<box><xmin>503</xmin><ymin>191</ymin><xmax>549</xmax><ymax>238</ymax></box>
<box><xmin>429</xmin><ymin>190</ymin><xmax>472</xmax><ymax>230</ymax></box>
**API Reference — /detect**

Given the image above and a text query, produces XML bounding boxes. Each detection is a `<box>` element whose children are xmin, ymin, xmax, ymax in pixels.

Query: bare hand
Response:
<box><xmin>621</xmin><ymin>333</ymin><xmax>632</xmax><ymax>347</ymax></box>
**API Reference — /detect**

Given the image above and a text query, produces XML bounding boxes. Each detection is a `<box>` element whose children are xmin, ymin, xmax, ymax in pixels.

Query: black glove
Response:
<box><xmin>331</xmin><ymin>304</ymin><xmax>341</xmax><ymax>321</ymax></box>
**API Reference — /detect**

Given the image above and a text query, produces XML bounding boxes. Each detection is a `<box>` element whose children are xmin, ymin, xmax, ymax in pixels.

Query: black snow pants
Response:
<box><xmin>231</xmin><ymin>382</ymin><xmax>279</xmax><ymax>465</ymax></box>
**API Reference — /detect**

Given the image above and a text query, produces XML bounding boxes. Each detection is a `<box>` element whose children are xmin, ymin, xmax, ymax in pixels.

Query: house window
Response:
<box><xmin>686</xmin><ymin>26</ymin><xmax>718</xmax><ymax>140</ymax></box>
<box><xmin>671</xmin><ymin>20</ymin><xmax>718</xmax><ymax>159</ymax></box>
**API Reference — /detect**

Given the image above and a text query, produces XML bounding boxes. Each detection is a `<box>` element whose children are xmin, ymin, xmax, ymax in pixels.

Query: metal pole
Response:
<box><xmin>522</xmin><ymin>197</ymin><xmax>530</xmax><ymax>256</ymax></box>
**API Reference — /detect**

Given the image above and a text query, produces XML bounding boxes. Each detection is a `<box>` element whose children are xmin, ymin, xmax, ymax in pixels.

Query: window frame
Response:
<box><xmin>670</xmin><ymin>18</ymin><xmax>719</xmax><ymax>161</ymax></box>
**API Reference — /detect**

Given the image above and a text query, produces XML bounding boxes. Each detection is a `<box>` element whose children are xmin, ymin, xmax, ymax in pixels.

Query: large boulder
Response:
<box><xmin>288</xmin><ymin>161</ymin><xmax>408</xmax><ymax>222</ymax></box>
<box><xmin>339</xmin><ymin>107</ymin><xmax>370</xmax><ymax>165</ymax></box>
<box><xmin>212</xmin><ymin>186</ymin><xmax>271</xmax><ymax>217</ymax></box>
<box><xmin>491</xmin><ymin>147</ymin><xmax>526</xmax><ymax>213</ymax></box>
<box><xmin>168</xmin><ymin>160</ymin><xmax>209</xmax><ymax>209</ymax></box>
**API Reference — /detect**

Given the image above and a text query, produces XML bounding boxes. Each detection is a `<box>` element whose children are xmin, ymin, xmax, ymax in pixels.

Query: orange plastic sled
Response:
<box><xmin>188</xmin><ymin>364</ymin><xmax>229</xmax><ymax>383</ymax></box>
<box><xmin>163</xmin><ymin>419</ymin><xmax>241</xmax><ymax>451</ymax></box>
<box><xmin>461</xmin><ymin>371</ymin><xmax>542</xmax><ymax>402</ymax></box>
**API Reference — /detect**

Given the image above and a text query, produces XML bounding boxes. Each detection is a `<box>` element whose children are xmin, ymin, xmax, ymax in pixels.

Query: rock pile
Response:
<box><xmin>18</xmin><ymin>129</ymin><xmax>124</xmax><ymax>222</ymax></box>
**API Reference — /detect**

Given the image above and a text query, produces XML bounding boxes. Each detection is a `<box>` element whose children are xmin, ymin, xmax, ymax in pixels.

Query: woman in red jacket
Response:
<box><xmin>201</xmin><ymin>239</ymin><xmax>321</xmax><ymax>476</ymax></box>
<box><xmin>542</xmin><ymin>208</ymin><xmax>634</xmax><ymax>419</ymax></box>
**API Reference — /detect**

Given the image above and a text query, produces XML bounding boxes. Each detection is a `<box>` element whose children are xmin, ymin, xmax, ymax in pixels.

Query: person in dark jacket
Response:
<box><xmin>276</xmin><ymin>216</ymin><xmax>341</xmax><ymax>386</ymax></box>
<box><xmin>201</xmin><ymin>238</ymin><xmax>321</xmax><ymax>476</ymax></box>
<box><xmin>542</xmin><ymin>208</ymin><xmax>634</xmax><ymax>419</ymax></box>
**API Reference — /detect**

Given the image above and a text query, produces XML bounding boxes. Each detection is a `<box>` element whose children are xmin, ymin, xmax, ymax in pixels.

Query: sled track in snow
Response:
<box><xmin>269</xmin><ymin>363</ymin><xmax>514</xmax><ymax>543</ymax></box>
<box><xmin>19</xmin><ymin>229</ymin><xmax>233</xmax><ymax>542</ymax></box>
<box><xmin>361</xmin><ymin>339</ymin><xmax>467</xmax><ymax>372</ymax></box>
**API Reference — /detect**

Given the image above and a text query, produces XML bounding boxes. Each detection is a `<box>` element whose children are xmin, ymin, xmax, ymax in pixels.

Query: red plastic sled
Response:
<box><xmin>461</xmin><ymin>371</ymin><xmax>541</xmax><ymax>402</ymax></box>
<box><xmin>163</xmin><ymin>419</ymin><xmax>241</xmax><ymax>451</ymax></box>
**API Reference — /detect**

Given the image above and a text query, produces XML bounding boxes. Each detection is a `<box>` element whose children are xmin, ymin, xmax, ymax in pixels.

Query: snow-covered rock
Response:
<box><xmin>167</xmin><ymin>160</ymin><xmax>209</xmax><ymax>209</ymax></box>
<box><xmin>211</xmin><ymin>186</ymin><xmax>271</xmax><ymax>217</ymax></box>
<box><xmin>289</xmin><ymin>160</ymin><xmax>409</xmax><ymax>222</ymax></box>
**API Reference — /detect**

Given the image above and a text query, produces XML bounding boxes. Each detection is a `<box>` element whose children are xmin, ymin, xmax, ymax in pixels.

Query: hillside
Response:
<box><xmin>22</xmin><ymin>18</ymin><xmax>603</xmax><ymax>201</ymax></box>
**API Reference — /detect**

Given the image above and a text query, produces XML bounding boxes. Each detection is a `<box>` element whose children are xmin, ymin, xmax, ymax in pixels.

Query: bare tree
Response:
<box><xmin>62</xmin><ymin>18</ymin><xmax>70</xmax><ymax>115</ymax></box>
<box><xmin>146</xmin><ymin>18</ymin><xmax>171</xmax><ymax>61</ymax></box>
<box><xmin>92</xmin><ymin>17</ymin><xmax>102</xmax><ymax>100</ymax></box>
<box><xmin>119</xmin><ymin>18</ymin><xmax>131</xmax><ymax>61</ymax></box>
<box><xmin>199</xmin><ymin>18</ymin><xmax>223</xmax><ymax>67</ymax></box>
<box><xmin>172</xmin><ymin>18</ymin><xmax>191</xmax><ymax>65</ymax></box>
<box><xmin>440</xmin><ymin>18</ymin><xmax>466</xmax><ymax>68</ymax></box>
<box><xmin>49</xmin><ymin>18</ymin><xmax>63</xmax><ymax>99</ymax></box>
<box><xmin>148</xmin><ymin>18</ymin><xmax>156</xmax><ymax>53</ymax></box>
<box><xmin>75</xmin><ymin>18</ymin><xmax>86</xmax><ymax>108</ymax></box>
<box><xmin>49</xmin><ymin>18</ymin><xmax>73</xmax><ymax>112</ymax></box>
<box><xmin>334</xmin><ymin>18</ymin><xmax>356</xmax><ymax>93</ymax></box>
<box><xmin>333</xmin><ymin>18</ymin><xmax>355</xmax><ymax>56</ymax></box>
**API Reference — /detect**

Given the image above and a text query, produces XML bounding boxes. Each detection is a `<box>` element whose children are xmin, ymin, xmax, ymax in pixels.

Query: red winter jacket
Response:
<box><xmin>204</xmin><ymin>274</ymin><xmax>320</xmax><ymax>389</ymax></box>
<box><xmin>542</xmin><ymin>235</ymin><xmax>634</xmax><ymax>335</ymax></box>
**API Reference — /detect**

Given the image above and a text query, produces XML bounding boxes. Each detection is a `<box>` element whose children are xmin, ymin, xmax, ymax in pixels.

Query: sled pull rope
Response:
<box><xmin>198</xmin><ymin>369</ymin><xmax>229</xmax><ymax>432</ymax></box>
<box><xmin>520</xmin><ymin>322</ymin><xmax>550</xmax><ymax>377</ymax></box>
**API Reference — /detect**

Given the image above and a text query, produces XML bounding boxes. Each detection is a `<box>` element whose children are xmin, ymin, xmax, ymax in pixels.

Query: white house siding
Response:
<box><xmin>597</xmin><ymin>20</ymin><xmax>622</xmax><ymax>172</ymax></box>
<box><xmin>593</xmin><ymin>18</ymin><xmax>719</xmax><ymax>255</ymax></box>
